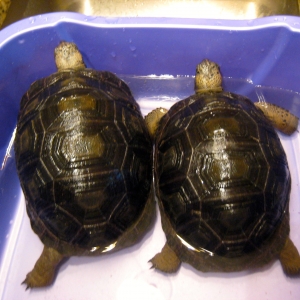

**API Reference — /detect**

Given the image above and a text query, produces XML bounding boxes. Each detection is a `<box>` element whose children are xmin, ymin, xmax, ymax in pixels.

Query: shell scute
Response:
<box><xmin>155</xmin><ymin>93</ymin><xmax>290</xmax><ymax>257</ymax></box>
<box><xmin>15</xmin><ymin>69</ymin><xmax>152</xmax><ymax>252</ymax></box>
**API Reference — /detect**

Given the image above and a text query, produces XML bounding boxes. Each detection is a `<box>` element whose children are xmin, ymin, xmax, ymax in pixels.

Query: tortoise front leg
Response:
<box><xmin>254</xmin><ymin>102</ymin><xmax>298</xmax><ymax>135</ymax></box>
<box><xmin>23</xmin><ymin>246</ymin><xmax>65</xmax><ymax>289</ymax></box>
<box><xmin>145</xmin><ymin>108</ymin><xmax>168</xmax><ymax>138</ymax></box>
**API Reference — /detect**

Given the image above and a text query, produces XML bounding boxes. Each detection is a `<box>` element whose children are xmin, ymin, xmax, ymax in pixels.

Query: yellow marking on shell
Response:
<box><xmin>254</xmin><ymin>102</ymin><xmax>299</xmax><ymax>135</ymax></box>
<box><xmin>58</xmin><ymin>94</ymin><xmax>97</xmax><ymax>113</ymax></box>
<box><xmin>61</xmin><ymin>134</ymin><xmax>105</xmax><ymax>162</ymax></box>
<box><xmin>145</xmin><ymin>107</ymin><xmax>168</xmax><ymax>138</ymax></box>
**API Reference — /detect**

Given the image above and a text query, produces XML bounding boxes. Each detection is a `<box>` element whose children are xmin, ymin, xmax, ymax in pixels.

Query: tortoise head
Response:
<box><xmin>54</xmin><ymin>41</ymin><xmax>86</xmax><ymax>71</ymax></box>
<box><xmin>195</xmin><ymin>59</ymin><xmax>223</xmax><ymax>94</ymax></box>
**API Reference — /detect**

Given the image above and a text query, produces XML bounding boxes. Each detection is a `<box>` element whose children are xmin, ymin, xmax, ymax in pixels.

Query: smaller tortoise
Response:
<box><xmin>147</xmin><ymin>59</ymin><xmax>300</xmax><ymax>275</ymax></box>
<box><xmin>14</xmin><ymin>42</ymin><xmax>154</xmax><ymax>288</ymax></box>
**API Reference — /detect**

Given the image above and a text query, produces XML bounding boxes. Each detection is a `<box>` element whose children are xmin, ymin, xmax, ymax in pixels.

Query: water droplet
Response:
<box><xmin>130</xmin><ymin>45</ymin><xmax>136</xmax><ymax>52</ymax></box>
<box><xmin>29</xmin><ymin>17</ymin><xmax>35</xmax><ymax>24</ymax></box>
<box><xmin>105</xmin><ymin>17</ymin><xmax>119</xmax><ymax>24</ymax></box>
<box><xmin>110</xmin><ymin>52</ymin><xmax>116</xmax><ymax>58</ymax></box>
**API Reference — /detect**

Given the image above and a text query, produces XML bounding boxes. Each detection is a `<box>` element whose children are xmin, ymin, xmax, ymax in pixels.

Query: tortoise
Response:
<box><xmin>147</xmin><ymin>59</ymin><xmax>300</xmax><ymax>275</ymax></box>
<box><xmin>14</xmin><ymin>41</ymin><xmax>154</xmax><ymax>288</ymax></box>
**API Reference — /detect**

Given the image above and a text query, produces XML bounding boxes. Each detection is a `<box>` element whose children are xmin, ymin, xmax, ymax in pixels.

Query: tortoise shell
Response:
<box><xmin>15</xmin><ymin>69</ymin><xmax>152</xmax><ymax>253</ymax></box>
<box><xmin>154</xmin><ymin>91</ymin><xmax>290</xmax><ymax>257</ymax></box>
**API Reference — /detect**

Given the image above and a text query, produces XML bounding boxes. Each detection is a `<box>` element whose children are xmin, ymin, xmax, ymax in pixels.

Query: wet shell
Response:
<box><xmin>15</xmin><ymin>69</ymin><xmax>153</xmax><ymax>254</ymax></box>
<box><xmin>154</xmin><ymin>91</ymin><xmax>290</xmax><ymax>257</ymax></box>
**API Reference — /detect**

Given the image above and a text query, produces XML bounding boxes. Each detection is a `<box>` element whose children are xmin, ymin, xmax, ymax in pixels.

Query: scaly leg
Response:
<box><xmin>23</xmin><ymin>246</ymin><xmax>65</xmax><ymax>289</ymax></box>
<box><xmin>149</xmin><ymin>243</ymin><xmax>181</xmax><ymax>273</ymax></box>
<box><xmin>279</xmin><ymin>237</ymin><xmax>300</xmax><ymax>276</ymax></box>
<box><xmin>254</xmin><ymin>102</ymin><xmax>298</xmax><ymax>135</ymax></box>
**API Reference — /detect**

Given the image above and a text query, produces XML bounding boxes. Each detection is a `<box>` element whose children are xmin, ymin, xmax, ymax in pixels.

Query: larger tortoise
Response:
<box><xmin>148</xmin><ymin>59</ymin><xmax>300</xmax><ymax>275</ymax></box>
<box><xmin>14</xmin><ymin>42</ymin><xmax>154</xmax><ymax>288</ymax></box>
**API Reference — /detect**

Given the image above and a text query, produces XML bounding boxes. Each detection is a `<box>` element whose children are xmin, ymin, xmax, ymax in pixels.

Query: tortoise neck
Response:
<box><xmin>195</xmin><ymin>87</ymin><xmax>223</xmax><ymax>94</ymax></box>
<box><xmin>57</xmin><ymin>65</ymin><xmax>86</xmax><ymax>72</ymax></box>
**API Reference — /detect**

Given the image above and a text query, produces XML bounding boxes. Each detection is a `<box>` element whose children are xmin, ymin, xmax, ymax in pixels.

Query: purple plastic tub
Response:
<box><xmin>0</xmin><ymin>12</ymin><xmax>300</xmax><ymax>299</ymax></box>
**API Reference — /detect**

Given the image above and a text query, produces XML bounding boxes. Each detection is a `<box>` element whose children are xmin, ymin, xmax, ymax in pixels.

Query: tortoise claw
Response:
<box><xmin>22</xmin><ymin>246</ymin><xmax>65</xmax><ymax>289</ymax></box>
<box><xmin>149</xmin><ymin>243</ymin><xmax>181</xmax><ymax>273</ymax></box>
<box><xmin>21</xmin><ymin>278</ymin><xmax>30</xmax><ymax>290</ymax></box>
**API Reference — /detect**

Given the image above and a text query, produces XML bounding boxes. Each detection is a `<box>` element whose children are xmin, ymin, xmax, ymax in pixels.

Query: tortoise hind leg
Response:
<box><xmin>23</xmin><ymin>246</ymin><xmax>65</xmax><ymax>289</ymax></box>
<box><xmin>149</xmin><ymin>243</ymin><xmax>181</xmax><ymax>273</ymax></box>
<box><xmin>279</xmin><ymin>237</ymin><xmax>300</xmax><ymax>276</ymax></box>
